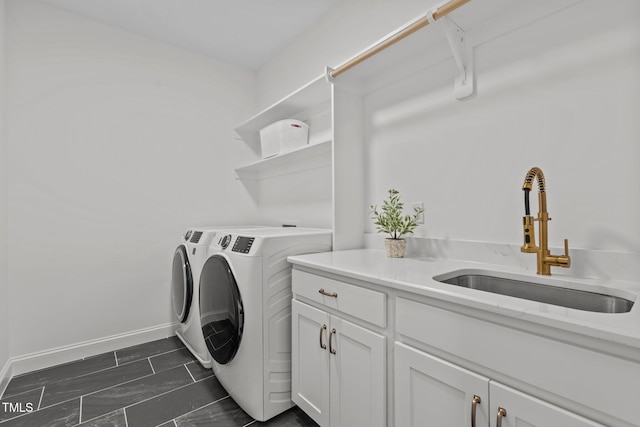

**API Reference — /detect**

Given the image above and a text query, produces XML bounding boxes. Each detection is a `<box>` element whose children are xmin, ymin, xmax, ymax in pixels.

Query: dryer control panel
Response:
<box><xmin>232</xmin><ymin>236</ymin><xmax>255</xmax><ymax>254</ymax></box>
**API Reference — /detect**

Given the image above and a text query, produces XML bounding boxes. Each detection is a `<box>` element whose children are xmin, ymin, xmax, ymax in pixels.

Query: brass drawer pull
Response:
<box><xmin>471</xmin><ymin>395</ymin><xmax>481</xmax><ymax>427</ymax></box>
<box><xmin>496</xmin><ymin>407</ymin><xmax>507</xmax><ymax>427</ymax></box>
<box><xmin>319</xmin><ymin>288</ymin><xmax>338</xmax><ymax>298</ymax></box>
<box><xmin>329</xmin><ymin>328</ymin><xmax>337</xmax><ymax>354</ymax></box>
<box><xmin>319</xmin><ymin>324</ymin><xmax>327</xmax><ymax>350</ymax></box>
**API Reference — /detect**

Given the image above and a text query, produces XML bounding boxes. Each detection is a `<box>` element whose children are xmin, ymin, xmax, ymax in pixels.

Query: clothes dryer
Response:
<box><xmin>199</xmin><ymin>227</ymin><xmax>332</xmax><ymax>421</ymax></box>
<box><xmin>171</xmin><ymin>226</ymin><xmax>266</xmax><ymax>368</ymax></box>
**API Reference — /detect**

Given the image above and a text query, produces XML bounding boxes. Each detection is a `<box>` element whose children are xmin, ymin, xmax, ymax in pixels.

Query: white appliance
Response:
<box><xmin>199</xmin><ymin>227</ymin><xmax>332</xmax><ymax>421</ymax></box>
<box><xmin>171</xmin><ymin>226</ymin><xmax>266</xmax><ymax>368</ymax></box>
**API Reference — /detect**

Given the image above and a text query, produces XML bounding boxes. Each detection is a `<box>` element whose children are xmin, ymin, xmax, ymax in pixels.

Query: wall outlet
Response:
<box><xmin>412</xmin><ymin>202</ymin><xmax>425</xmax><ymax>224</ymax></box>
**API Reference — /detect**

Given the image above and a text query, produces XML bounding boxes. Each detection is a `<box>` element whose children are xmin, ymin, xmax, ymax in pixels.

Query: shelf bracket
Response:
<box><xmin>432</xmin><ymin>14</ymin><xmax>475</xmax><ymax>100</ymax></box>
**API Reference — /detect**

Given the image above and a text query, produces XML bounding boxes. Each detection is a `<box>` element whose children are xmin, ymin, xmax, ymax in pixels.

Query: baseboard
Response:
<box><xmin>3</xmin><ymin>322</ymin><xmax>179</xmax><ymax>384</ymax></box>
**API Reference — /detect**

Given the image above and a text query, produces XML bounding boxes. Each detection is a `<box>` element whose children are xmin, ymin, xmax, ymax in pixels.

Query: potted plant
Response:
<box><xmin>370</xmin><ymin>189</ymin><xmax>424</xmax><ymax>258</ymax></box>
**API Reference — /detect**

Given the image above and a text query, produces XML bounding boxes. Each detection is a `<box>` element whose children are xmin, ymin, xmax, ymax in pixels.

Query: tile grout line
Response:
<box><xmin>124</xmin><ymin>407</ymin><xmax>129</xmax><ymax>427</ymax></box>
<box><xmin>77</xmin><ymin>362</ymin><xmax>190</xmax><ymax>404</ymax></box>
<box><xmin>114</xmin><ymin>351</ymin><xmax>119</xmax><ymax>367</ymax></box>
<box><xmin>0</xmin><ymin>397</ymin><xmax>83</xmax><ymax>425</ymax></box>
<box><xmin>79</xmin><ymin>396</ymin><xmax>83</xmax><ymax>424</ymax></box>
<box><xmin>79</xmin><ymin>359</ymin><xmax>198</xmax><ymax>406</ymax></box>
<box><xmin>243</xmin><ymin>421</ymin><xmax>257</xmax><ymax>426</ymax></box>
<box><xmin>37</xmin><ymin>386</ymin><xmax>45</xmax><ymax>410</ymax></box>
<box><xmin>173</xmin><ymin>419</ymin><xmax>178</xmax><ymax>427</ymax></box>
<box><xmin>184</xmin><ymin>364</ymin><xmax>196</xmax><ymax>383</ymax></box>
<box><xmin>53</xmin><ymin>363</ymin><xmax>208</xmax><ymax>425</ymax></box>
<box><xmin>7</xmin><ymin>341</ymin><xmax>204</xmax><ymax>425</ymax></box>
<box><xmin>76</xmin><ymin>373</ymin><xmax>214</xmax><ymax>426</ymax></box>
<box><xmin>10</xmin><ymin>358</ymin><xmax>123</xmax><ymax>396</ymax></box>
<box><xmin>37</xmin><ymin>359</ymin><xmax>156</xmax><ymax>411</ymax></box>
<box><xmin>9</xmin><ymin>342</ymin><xmax>187</xmax><ymax>394</ymax></box>
<box><xmin>171</xmin><ymin>395</ymin><xmax>232</xmax><ymax>423</ymax></box>
<box><xmin>118</xmin><ymin>345</ymin><xmax>188</xmax><ymax>368</ymax></box>
<box><xmin>8</xmin><ymin>353</ymin><xmax>118</xmax><ymax>388</ymax></box>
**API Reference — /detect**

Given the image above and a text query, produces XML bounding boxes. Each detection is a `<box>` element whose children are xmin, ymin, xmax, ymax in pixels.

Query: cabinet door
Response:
<box><xmin>292</xmin><ymin>300</ymin><xmax>331</xmax><ymax>426</ymax></box>
<box><xmin>330</xmin><ymin>316</ymin><xmax>386</xmax><ymax>427</ymax></box>
<box><xmin>489</xmin><ymin>382</ymin><xmax>605</xmax><ymax>427</ymax></box>
<box><xmin>395</xmin><ymin>342</ymin><xmax>490</xmax><ymax>427</ymax></box>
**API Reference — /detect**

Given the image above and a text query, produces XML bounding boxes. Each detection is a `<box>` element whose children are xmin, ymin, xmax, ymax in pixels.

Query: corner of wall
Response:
<box><xmin>0</xmin><ymin>359</ymin><xmax>10</xmax><ymax>399</ymax></box>
<box><xmin>0</xmin><ymin>0</ymin><xmax>11</xmax><ymax>397</ymax></box>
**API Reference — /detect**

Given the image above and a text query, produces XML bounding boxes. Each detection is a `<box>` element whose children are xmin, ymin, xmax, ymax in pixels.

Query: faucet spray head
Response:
<box><xmin>521</xmin><ymin>216</ymin><xmax>538</xmax><ymax>253</ymax></box>
<box><xmin>521</xmin><ymin>167</ymin><xmax>544</xmax><ymax>253</ymax></box>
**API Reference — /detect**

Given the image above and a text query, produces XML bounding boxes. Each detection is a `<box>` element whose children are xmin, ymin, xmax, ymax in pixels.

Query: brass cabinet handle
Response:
<box><xmin>496</xmin><ymin>407</ymin><xmax>507</xmax><ymax>427</ymax></box>
<box><xmin>329</xmin><ymin>328</ymin><xmax>337</xmax><ymax>354</ymax></box>
<box><xmin>471</xmin><ymin>395</ymin><xmax>481</xmax><ymax>427</ymax></box>
<box><xmin>319</xmin><ymin>324</ymin><xmax>327</xmax><ymax>350</ymax></box>
<box><xmin>318</xmin><ymin>288</ymin><xmax>338</xmax><ymax>298</ymax></box>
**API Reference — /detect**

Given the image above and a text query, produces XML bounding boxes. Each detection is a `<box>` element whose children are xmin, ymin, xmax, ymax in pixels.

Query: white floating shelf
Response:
<box><xmin>234</xmin><ymin>139</ymin><xmax>332</xmax><ymax>180</ymax></box>
<box><xmin>234</xmin><ymin>75</ymin><xmax>332</xmax><ymax>144</ymax></box>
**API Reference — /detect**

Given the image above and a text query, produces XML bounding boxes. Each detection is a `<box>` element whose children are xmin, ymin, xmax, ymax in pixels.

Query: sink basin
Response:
<box><xmin>435</xmin><ymin>273</ymin><xmax>634</xmax><ymax>313</ymax></box>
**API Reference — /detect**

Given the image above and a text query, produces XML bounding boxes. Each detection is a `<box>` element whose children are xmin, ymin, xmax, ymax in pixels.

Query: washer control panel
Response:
<box><xmin>232</xmin><ymin>236</ymin><xmax>255</xmax><ymax>254</ymax></box>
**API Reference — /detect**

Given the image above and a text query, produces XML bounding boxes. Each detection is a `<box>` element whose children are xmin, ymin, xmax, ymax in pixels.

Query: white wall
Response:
<box><xmin>6</xmin><ymin>0</ymin><xmax>258</xmax><ymax>358</ymax></box>
<box><xmin>257</xmin><ymin>0</ymin><xmax>434</xmax><ymax>109</ymax></box>
<box><xmin>0</xmin><ymin>0</ymin><xmax>10</xmax><ymax>379</ymax></box>
<box><xmin>255</xmin><ymin>1</ymin><xmax>435</xmax><ymax>231</ymax></box>
<box><xmin>258</xmin><ymin>0</ymin><xmax>640</xmax><ymax>275</ymax></box>
<box><xmin>364</xmin><ymin>0</ymin><xmax>640</xmax><ymax>253</ymax></box>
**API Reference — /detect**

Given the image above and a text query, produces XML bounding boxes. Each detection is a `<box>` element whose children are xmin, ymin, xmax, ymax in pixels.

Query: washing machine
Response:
<box><xmin>199</xmin><ymin>227</ymin><xmax>332</xmax><ymax>421</ymax></box>
<box><xmin>171</xmin><ymin>225</ymin><xmax>266</xmax><ymax>368</ymax></box>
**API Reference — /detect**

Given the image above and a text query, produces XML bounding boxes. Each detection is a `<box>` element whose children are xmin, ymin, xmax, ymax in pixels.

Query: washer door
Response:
<box><xmin>199</xmin><ymin>255</ymin><xmax>244</xmax><ymax>365</ymax></box>
<box><xmin>171</xmin><ymin>245</ymin><xmax>193</xmax><ymax>323</ymax></box>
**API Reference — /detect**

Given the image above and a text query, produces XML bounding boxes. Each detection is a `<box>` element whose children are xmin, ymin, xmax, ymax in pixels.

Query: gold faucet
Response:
<box><xmin>521</xmin><ymin>167</ymin><xmax>570</xmax><ymax>275</ymax></box>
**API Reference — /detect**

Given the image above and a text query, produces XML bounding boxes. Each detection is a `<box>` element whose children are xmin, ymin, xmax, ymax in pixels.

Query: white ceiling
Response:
<box><xmin>40</xmin><ymin>0</ymin><xmax>342</xmax><ymax>70</ymax></box>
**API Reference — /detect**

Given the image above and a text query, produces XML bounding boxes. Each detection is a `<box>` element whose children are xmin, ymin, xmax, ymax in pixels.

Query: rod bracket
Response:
<box><xmin>325</xmin><ymin>66</ymin><xmax>336</xmax><ymax>84</ymax></box>
<box><xmin>437</xmin><ymin>15</ymin><xmax>475</xmax><ymax>100</ymax></box>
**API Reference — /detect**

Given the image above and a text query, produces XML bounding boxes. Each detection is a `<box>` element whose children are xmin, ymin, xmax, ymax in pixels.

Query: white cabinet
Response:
<box><xmin>395</xmin><ymin>342</ymin><xmax>604</xmax><ymax>427</ymax></box>
<box><xmin>394</xmin><ymin>296</ymin><xmax>635</xmax><ymax>426</ymax></box>
<box><xmin>292</xmin><ymin>300</ymin><xmax>330</xmax><ymax>425</ymax></box>
<box><xmin>290</xmin><ymin>265</ymin><xmax>631</xmax><ymax>427</ymax></box>
<box><xmin>329</xmin><ymin>315</ymin><xmax>386</xmax><ymax>427</ymax></box>
<box><xmin>292</xmin><ymin>299</ymin><xmax>386</xmax><ymax>427</ymax></box>
<box><xmin>395</xmin><ymin>342</ymin><xmax>489</xmax><ymax>427</ymax></box>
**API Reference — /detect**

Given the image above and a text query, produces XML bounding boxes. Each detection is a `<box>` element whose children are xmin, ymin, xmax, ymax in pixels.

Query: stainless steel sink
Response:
<box><xmin>436</xmin><ymin>273</ymin><xmax>634</xmax><ymax>313</ymax></box>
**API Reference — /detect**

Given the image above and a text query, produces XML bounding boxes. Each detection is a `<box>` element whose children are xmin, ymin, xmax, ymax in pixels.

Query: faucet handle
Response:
<box><xmin>558</xmin><ymin>239</ymin><xmax>571</xmax><ymax>268</ymax></box>
<box><xmin>563</xmin><ymin>239</ymin><xmax>571</xmax><ymax>264</ymax></box>
<box><xmin>542</xmin><ymin>239</ymin><xmax>571</xmax><ymax>271</ymax></box>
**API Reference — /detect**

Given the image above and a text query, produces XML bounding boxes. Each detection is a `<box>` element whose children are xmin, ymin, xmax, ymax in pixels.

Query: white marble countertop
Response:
<box><xmin>288</xmin><ymin>249</ymin><xmax>640</xmax><ymax>354</ymax></box>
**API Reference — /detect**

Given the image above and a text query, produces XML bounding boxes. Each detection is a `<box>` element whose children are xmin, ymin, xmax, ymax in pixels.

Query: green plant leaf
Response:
<box><xmin>369</xmin><ymin>189</ymin><xmax>425</xmax><ymax>239</ymax></box>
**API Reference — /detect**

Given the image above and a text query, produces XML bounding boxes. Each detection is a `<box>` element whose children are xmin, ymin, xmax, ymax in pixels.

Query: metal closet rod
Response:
<box><xmin>329</xmin><ymin>0</ymin><xmax>471</xmax><ymax>78</ymax></box>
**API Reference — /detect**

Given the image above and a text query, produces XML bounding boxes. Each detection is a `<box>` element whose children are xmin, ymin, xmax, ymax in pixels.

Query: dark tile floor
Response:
<box><xmin>0</xmin><ymin>336</ymin><xmax>318</xmax><ymax>427</ymax></box>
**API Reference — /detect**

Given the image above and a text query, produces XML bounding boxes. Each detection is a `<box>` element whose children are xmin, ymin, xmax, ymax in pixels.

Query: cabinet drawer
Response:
<box><xmin>292</xmin><ymin>270</ymin><xmax>387</xmax><ymax>327</ymax></box>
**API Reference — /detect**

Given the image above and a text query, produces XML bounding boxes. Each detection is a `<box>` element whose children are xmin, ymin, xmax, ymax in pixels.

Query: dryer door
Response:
<box><xmin>171</xmin><ymin>245</ymin><xmax>193</xmax><ymax>323</ymax></box>
<box><xmin>199</xmin><ymin>255</ymin><xmax>244</xmax><ymax>365</ymax></box>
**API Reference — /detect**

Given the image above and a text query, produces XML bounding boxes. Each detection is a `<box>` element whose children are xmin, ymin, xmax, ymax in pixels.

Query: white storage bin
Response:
<box><xmin>259</xmin><ymin>119</ymin><xmax>309</xmax><ymax>159</ymax></box>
